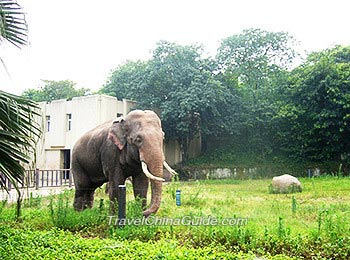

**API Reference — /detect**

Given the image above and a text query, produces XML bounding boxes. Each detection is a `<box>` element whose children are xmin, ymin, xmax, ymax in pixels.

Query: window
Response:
<box><xmin>66</xmin><ymin>114</ymin><xmax>72</xmax><ymax>131</ymax></box>
<box><xmin>46</xmin><ymin>116</ymin><xmax>50</xmax><ymax>132</ymax></box>
<box><xmin>117</xmin><ymin>113</ymin><xmax>123</xmax><ymax>117</ymax></box>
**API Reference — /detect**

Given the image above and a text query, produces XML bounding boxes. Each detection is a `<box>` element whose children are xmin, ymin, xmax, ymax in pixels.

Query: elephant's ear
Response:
<box><xmin>108</xmin><ymin>117</ymin><xmax>126</xmax><ymax>150</ymax></box>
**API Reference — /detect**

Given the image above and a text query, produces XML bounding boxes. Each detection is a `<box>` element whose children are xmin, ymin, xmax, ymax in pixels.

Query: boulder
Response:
<box><xmin>271</xmin><ymin>174</ymin><xmax>302</xmax><ymax>193</ymax></box>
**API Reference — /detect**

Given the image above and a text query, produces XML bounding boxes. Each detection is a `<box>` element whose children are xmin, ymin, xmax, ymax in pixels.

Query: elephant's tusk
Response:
<box><xmin>141</xmin><ymin>161</ymin><xmax>165</xmax><ymax>182</ymax></box>
<box><xmin>163</xmin><ymin>161</ymin><xmax>178</xmax><ymax>176</ymax></box>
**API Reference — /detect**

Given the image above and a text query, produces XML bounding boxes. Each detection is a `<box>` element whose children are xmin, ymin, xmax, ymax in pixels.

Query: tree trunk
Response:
<box><xmin>179</xmin><ymin>138</ymin><xmax>189</xmax><ymax>165</ymax></box>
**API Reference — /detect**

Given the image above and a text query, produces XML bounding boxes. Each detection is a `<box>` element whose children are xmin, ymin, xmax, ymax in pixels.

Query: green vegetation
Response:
<box><xmin>17</xmin><ymin>27</ymin><xmax>349</xmax><ymax>169</ymax></box>
<box><xmin>22</xmin><ymin>80</ymin><xmax>90</xmax><ymax>102</ymax></box>
<box><xmin>101</xmin><ymin>41</ymin><xmax>230</xmax><ymax>164</ymax></box>
<box><xmin>1</xmin><ymin>1</ymin><xmax>41</xmax><ymax>220</ymax></box>
<box><xmin>0</xmin><ymin>90</ymin><xmax>41</xmax><ymax>220</ymax></box>
<box><xmin>97</xmin><ymin>29</ymin><xmax>350</xmax><ymax>168</ymax></box>
<box><xmin>285</xmin><ymin>46</ymin><xmax>350</xmax><ymax>160</ymax></box>
<box><xmin>0</xmin><ymin>91</ymin><xmax>41</xmax><ymax>190</ymax></box>
<box><xmin>1</xmin><ymin>177</ymin><xmax>350</xmax><ymax>259</ymax></box>
<box><xmin>19</xmin><ymin>28</ymin><xmax>350</xmax><ymax>169</ymax></box>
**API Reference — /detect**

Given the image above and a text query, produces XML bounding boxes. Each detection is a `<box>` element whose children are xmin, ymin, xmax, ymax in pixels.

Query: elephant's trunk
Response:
<box><xmin>140</xmin><ymin>150</ymin><xmax>163</xmax><ymax>217</ymax></box>
<box><xmin>143</xmin><ymin>177</ymin><xmax>162</xmax><ymax>217</ymax></box>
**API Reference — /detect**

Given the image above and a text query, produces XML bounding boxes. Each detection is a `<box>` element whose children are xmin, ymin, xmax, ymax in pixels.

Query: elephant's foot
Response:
<box><xmin>142</xmin><ymin>209</ymin><xmax>152</xmax><ymax>218</ymax></box>
<box><xmin>73</xmin><ymin>199</ymin><xmax>84</xmax><ymax>211</ymax></box>
<box><xmin>142</xmin><ymin>205</ymin><xmax>159</xmax><ymax>218</ymax></box>
<box><xmin>73</xmin><ymin>189</ymin><xmax>95</xmax><ymax>211</ymax></box>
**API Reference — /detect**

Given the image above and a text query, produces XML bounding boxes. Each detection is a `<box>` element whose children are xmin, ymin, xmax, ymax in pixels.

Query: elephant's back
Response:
<box><xmin>71</xmin><ymin>121</ymin><xmax>112</xmax><ymax>177</ymax></box>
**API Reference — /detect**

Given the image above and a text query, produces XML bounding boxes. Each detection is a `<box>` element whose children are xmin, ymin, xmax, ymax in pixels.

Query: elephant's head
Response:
<box><xmin>108</xmin><ymin>110</ymin><xmax>165</xmax><ymax>216</ymax></box>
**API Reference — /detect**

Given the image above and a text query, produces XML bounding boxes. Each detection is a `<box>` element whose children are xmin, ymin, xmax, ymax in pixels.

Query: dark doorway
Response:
<box><xmin>62</xmin><ymin>149</ymin><xmax>71</xmax><ymax>179</ymax></box>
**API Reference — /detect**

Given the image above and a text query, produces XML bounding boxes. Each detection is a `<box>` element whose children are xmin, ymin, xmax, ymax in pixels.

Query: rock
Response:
<box><xmin>271</xmin><ymin>174</ymin><xmax>302</xmax><ymax>193</ymax></box>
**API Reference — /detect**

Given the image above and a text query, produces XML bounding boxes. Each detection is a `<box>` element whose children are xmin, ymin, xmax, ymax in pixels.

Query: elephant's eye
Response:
<box><xmin>134</xmin><ymin>136</ymin><xmax>143</xmax><ymax>146</ymax></box>
<box><xmin>123</xmin><ymin>125</ymin><xmax>129</xmax><ymax>133</ymax></box>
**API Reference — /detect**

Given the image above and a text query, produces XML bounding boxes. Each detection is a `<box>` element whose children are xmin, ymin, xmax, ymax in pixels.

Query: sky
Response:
<box><xmin>1</xmin><ymin>0</ymin><xmax>350</xmax><ymax>95</ymax></box>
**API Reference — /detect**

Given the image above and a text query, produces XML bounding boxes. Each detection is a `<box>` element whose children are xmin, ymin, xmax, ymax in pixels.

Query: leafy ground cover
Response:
<box><xmin>1</xmin><ymin>177</ymin><xmax>350</xmax><ymax>259</ymax></box>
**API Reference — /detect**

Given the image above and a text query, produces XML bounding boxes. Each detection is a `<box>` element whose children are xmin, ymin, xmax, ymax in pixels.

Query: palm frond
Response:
<box><xmin>0</xmin><ymin>90</ymin><xmax>42</xmax><ymax>191</ymax></box>
<box><xmin>0</xmin><ymin>0</ymin><xmax>28</xmax><ymax>47</ymax></box>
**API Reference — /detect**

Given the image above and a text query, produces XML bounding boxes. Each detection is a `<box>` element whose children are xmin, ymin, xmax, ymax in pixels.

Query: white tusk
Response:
<box><xmin>141</xmin><ymin>161</ymin><xmax>165</xmax><ymax>182</ymax></box>
<box><xmin>163</xmin><ymin>161</ymin><xmax>178</xmax><ymax>176</ymax></box>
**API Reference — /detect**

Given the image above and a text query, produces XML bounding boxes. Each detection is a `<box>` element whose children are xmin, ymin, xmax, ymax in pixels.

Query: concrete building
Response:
<box><xmin>34</xmin><ymin>94</ymin><xmax>200</xmax><ymax>170</ymax></box>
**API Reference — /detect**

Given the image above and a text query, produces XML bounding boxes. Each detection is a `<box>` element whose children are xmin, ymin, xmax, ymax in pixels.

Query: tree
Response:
<box><xmin>100</xmin><ymin>60</ymin><xmax>148</xmax><ymax>100</ymax></box>
<box><xmin>279</xmin><ymin>46</ymin><xmax>350</xmax><ymax>161</ymax></box>
<box><xmin>217</xmin><ymin>28</ymin><xmax>296</xmax><ymax>88</ymax></box>
<box><xmin>22</xmin><ymin>80</ymin><xmax>90</xmax><ymax>102</ymax></box>
<box><xmin>146</xmin><ymin>42</ymin><xmax>242</xmax><ymax>163</ymax></box>
<box><xmin>216</xmin><ymin>29</ymin><xmax>297</xmax><ymax>158</ymax></box>
<box><xmin>1</xmin><ymin>0</ymin><xmax>41</xmax><ymax>219</ymax></box>
<box><xmin>102</xmin><ymin>41</ymin><xmax>239</xmax><ymax>164</ymax></box>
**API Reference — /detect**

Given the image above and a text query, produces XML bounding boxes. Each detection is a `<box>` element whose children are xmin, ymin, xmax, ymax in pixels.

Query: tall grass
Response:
<box><xmin>48</xmin><ymin>191</ymin><xmax>108</xmax><ymax>232</ymax></box>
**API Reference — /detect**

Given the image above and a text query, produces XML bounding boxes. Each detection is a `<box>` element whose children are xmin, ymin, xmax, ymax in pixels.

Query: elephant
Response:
<box><xmin>71</xmin><ymin>109</ymin><xmax>177</xmax><ymax>217</ymax></box>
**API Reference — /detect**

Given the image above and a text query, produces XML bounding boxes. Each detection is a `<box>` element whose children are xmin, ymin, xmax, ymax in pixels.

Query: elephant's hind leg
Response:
<box><xmin>74</xmin><ymin>186</ymin><xmax>97</xmax><ymax>210</ymax></box>
<box><xmin>83</xmin><ymin>186</ymin><xmax>98</xmax><ymax>209</ymax></box>
<box><xmin>73</xmin><ymin>189</ymin><xmax>86</xmax><ymax>211</ymax></box>
<box><xmin>72</xmin><ymin>163</ymin><xmax>96</xmax><ymax>211</ymax></box>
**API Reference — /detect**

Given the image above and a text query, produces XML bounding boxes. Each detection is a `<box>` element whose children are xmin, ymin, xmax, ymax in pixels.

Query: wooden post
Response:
<box><xmin>68</xmin><ymin>170</ymin><xmax>72</xmax><ymax>188</ymax></box>
<box><xmin>118</xmin><ymin>185</ymin><xmax>126</xmax><ymax>227</ymax></box>
<box><xmin>307</xmin><ymin>169</ymin><xmax>312</xmax><ymax>178</ymax></box>
<box><xmin>7</xmin><ymin>177</ymin><xmax>11</xmax><ymax>191</ymax></box>
<box><xmin>35</xmin><ymin>168</ymin><xmax>40</xmax><ymax>190</ymax></box>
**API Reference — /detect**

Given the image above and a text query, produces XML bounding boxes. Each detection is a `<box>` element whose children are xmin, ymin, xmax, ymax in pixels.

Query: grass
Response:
<box><xmin>1</xmin><ymin>177</ymin><xmax>350</xmax><ymax>259</ymax></box>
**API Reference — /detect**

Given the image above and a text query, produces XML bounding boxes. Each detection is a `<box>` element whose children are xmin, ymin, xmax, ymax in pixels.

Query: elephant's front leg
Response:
<box><xmin>132</xmin><ymin>173</ymin><xmax>149</xmax><ymax>209</ymax></box>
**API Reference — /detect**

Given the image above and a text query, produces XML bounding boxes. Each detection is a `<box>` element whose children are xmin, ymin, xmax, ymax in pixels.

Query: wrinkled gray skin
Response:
<box><xmin>72</xmin><ymin>110</ymin><xmax>164</xmax><ymax>217</ymax></box>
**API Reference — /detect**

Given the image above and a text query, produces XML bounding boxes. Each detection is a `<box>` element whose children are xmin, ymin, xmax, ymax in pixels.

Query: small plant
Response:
<box><xmin>317</xmin><ymin>209</ymin><xmax>327</xmax><ymax>238</ymax></box>
<box><xmin>292</xmin><ymin>195</ymin><xmax>297</xmax><ymax>213</ymax></box>
<box><xmin>338</xmin><ymin>163</ymin><xmax>343</xmax><ymax>178</ymax></box>
<box><xmin>126</xmin><ymin>198</ymin><xmax>144</xmax><ymax>218</ymax></box>
<box><xmin>0</xmin><ymin>199</ymin><xmax>7</xmax><ymax>217</ymax></box>
<box><xmin>276</xmin><ymin>216</ymin><xmax>290</xmax><ymax>239</ymax></box>
<box><xmin>166</xmin><ymin>174</ymin><xmax>180</xmax><ymax>201</ymax></box>
<box><xmin>23</xmin><ymin>192</ymin><xmax>42</xmax><ymax>208</ymax></box>
<box><xmin>185</xmin><ymin>181</ymin><xmax>203</xmax><ymax>207</ymax></box>
<box><xmin>49</xmin><ymin>193</ymin><xmax>69</xmax><ymax>228</ymax></box>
